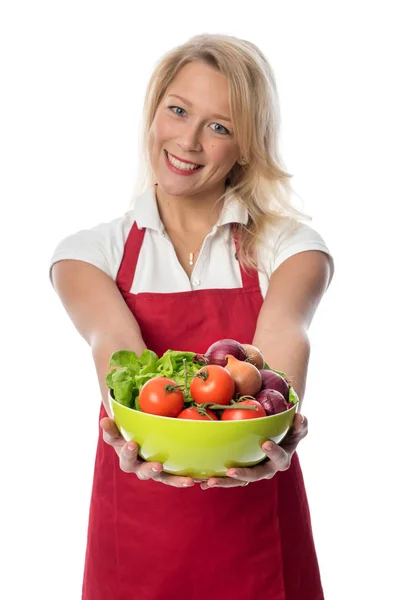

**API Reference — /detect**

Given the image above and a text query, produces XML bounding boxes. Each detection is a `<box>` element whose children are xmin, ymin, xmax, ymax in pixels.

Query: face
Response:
<box><xmin>148</xmin><ymin>61</ymin><xmax>241</xmax><ymax>198</ymax></box>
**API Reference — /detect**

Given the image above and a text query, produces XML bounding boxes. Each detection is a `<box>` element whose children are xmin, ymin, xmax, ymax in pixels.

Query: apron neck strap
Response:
<box><xmin>231</xmin><ymin>223</ymin><xmax>260</xmax><ymax>290</ymax></box>
<box><xmin>116</xmin><ymin>221</ymin><xmax>145</xmax><ymax>291</ymax></box>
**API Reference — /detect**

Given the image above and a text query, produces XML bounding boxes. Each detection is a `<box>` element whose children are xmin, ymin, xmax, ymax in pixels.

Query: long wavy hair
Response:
<box><xmin>131</xmin><ymin>33</ymin><xmax>311</xmax><ymax>271</ymax></box>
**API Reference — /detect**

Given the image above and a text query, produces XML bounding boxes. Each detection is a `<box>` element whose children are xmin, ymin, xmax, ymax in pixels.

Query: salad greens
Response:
<box><xmin>106</xmin><ymin>349</ymin><xmax>200</xmax><ymax>410</ymax></box>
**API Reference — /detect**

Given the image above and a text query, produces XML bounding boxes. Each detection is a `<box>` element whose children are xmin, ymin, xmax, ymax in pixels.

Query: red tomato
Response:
<box><xmin>221</xmin><ymin>399</ymin><xmax>266</xmax><ymax>420</ymax></box>
<box><xmin>139</xmin><ymin>377</ymin><xmax>184</xmax><ymax>417</ymax></box>
<box><xmin>190</xmin><ymin>365</ymin><xmax>235</xmax><ymax>406</ymax></box>
<box><xmin>177</xmin><ymin>407</ymin><xmax>219</xmax><ymax>421</ymax></box>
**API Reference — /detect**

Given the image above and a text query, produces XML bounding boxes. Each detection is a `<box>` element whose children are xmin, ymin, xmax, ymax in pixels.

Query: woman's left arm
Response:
<box><xmin>201</xmin><ymin>249</ymin><xmax>333</xmax><ymax>490</ymax></box>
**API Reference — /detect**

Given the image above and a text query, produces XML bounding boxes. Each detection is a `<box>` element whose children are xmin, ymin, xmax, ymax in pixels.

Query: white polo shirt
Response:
<box><xmin>49</xmin><ymin>185</ymin><xmax>333</xmax><ymax>297</ymax></box>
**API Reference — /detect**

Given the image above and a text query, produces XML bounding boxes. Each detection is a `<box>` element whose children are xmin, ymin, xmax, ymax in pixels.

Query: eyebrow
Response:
<box><xmin>167</xmin><ymin>93</ymin><xmax>232</xmax><ymax>123</ymax></box>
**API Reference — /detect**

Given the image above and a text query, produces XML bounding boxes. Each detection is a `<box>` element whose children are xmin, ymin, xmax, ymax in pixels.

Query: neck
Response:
<box><xmin>155</xmin><ymin>184</ymin><xmax>226</xmax><ymax>233</ymax></box>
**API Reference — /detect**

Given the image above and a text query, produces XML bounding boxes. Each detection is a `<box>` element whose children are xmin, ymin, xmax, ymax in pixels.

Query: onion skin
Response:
<box><xmin>259</xmin><ymin>369</ymin><xmax>289</xmax><ymax>400</ymax></box>
<box><xmin>242</xmin><ymin>344</ymin><xmax>265</xmax><ymax>370</ymax></box>
<box><xmin>255</xmin><ymin>389</ymin><xmax>288</xmax><ymax>415</ymax></box>
<box><xmin>194</xmin><ymin>339</ymin><xmax>247</xmax><ymax>367</ymax></box>
<box><xmin>224</xmin><ymin>354</ymin><xmax>262</xmax><ymax>396</ymax></box>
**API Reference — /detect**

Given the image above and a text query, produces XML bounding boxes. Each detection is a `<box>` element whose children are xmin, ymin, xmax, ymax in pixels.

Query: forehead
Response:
<box><xmin>165</xmin><ymin>62</ymin><xmax>231</xmax><ymax>113</ymax></box>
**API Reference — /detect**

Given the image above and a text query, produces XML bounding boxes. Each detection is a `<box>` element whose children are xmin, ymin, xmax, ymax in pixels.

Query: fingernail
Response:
<box><xmin>151</xmin><ymin>466</ymin><xmax>160</xmax><ymax>472</ymax></box>
<box><xmin>127</xmin><ymin>444</ymin><xmax>135</xmax><ymax>452</ymax></box>
<box><xmin>229</xmin><ymin>471</ymin><xmax>238</xmax><ymax>478</ymax></box>
<box><xmin>300</xmin><ymin>414</ymin><xmax>305</xmax><ymax>424</ymax></box>
<box><xmin>264</xmin><ymin>443</ymin><xmax>273</xmax><ymax>452</ymax></box>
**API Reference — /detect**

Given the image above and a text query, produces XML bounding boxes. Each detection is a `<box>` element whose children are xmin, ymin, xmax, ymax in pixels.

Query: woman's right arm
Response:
<box><xmin>51</xmin><ymin>259</ymin><xmax>147</xmax><ymax>417</ymax></box>
<box><xmin>51</xmin><ymin>259</ymin><xmax>196</xmax><ymax>487</ymax></box>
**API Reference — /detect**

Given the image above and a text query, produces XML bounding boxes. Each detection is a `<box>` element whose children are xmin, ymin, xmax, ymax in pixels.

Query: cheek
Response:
<box><xmin>150</xmin><ymin>114</ymin><xmax>174</xmax><ymax>147</ymax></box>
<box><xmin>210</xmin><ymin>143</ymin><xmax>239</xmax><ymax>166</ymax></box>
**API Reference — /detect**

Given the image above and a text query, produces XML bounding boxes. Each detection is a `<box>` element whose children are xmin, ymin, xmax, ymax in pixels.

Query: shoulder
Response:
<box><xmin>255</xmin><ymin>220</ymin><xmax>334</xmax><ymax>333</ymax></box>
<box><xmin>257</xmin><ymin>217</ymin><xmax>334</xmax><ymax>288</ymax></box>
<box><xmin>49</xmin><ymin>206</ymin><xmax>137</xmax><ymax>284</ymax></box>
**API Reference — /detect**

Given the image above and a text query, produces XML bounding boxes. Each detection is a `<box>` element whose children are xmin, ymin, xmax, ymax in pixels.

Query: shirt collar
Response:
<box><xmin>217</xmin><ymin>186</ymin><xmax>249</xmax><ymax>226</ymax></box>
<box><xmin>132</xmin><ymin>184</ymin><xmax>249</xmax><ymax>231</ymax></box>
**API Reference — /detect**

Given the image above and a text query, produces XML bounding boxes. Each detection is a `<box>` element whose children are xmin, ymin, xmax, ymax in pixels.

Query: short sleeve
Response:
<box><xmin>275</xmin><ymin>221</ymin><xmax>333</xmax><ymax>268</ymax></box>
<box><xmin>259</xmin><ymin>219</ymin><xmax>334</xmax><ymax>287</ymax></box>
<box><xmin>49</xmin><ymin>212</ymin><xmax>135</xmax><ymax>286</ymax></box>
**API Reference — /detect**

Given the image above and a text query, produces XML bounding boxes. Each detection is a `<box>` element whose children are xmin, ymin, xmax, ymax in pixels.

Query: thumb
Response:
<box><xmin>292</xmin><ymin>412</ymin><xmax>308</xmax><ymax>438</ymax></box>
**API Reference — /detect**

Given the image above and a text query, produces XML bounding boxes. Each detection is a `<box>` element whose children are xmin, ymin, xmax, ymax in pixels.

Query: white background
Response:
<box><xmin>1</xmin><ymin>1</ymin><xmax>399</xmax><ymax>598</ymax></box>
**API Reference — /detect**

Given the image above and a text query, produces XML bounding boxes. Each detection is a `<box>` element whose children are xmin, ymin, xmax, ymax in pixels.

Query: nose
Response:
<box><xmin>177</xmin><ymin>122</ymin><xmax>203</xmax><ymax>153</ymax></box>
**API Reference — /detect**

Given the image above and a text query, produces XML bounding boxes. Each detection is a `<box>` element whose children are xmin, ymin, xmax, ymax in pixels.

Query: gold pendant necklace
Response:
<box><xmin>165</xmin><ymin>229</ymin><xmax>205</xmax><ymax>266</ymax></box>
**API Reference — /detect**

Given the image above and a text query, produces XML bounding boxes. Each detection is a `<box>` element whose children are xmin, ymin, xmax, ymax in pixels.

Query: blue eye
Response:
<box><xmin>168</xmin><ymin>106</ymin><xmax>231</xmax><ymax>135</ymax></box>
<box><xmin>168</xmin><ymin>106</ymin><xmax>186</xmax><ymax>116</ymax></box>
<box><xmin>211</xmin><ymin>123</ymin><xmax>230</xmax><ymax>135</ymax></box>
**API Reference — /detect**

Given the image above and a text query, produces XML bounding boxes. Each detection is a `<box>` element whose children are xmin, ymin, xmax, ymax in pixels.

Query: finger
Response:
<box><xmin>134</xmin><ymin>461</ymin><xmax>165</xmax><ymax>481</ymax></box>
<box><xmin>290</xmin><ymin>412</ymin><xmax>308</xmax><ymax>438</ymax></box>
<box><xmin>134</xmin><ymin>463</ymin><xmax>194</xmax><ymax>487</ymax></box>
<box><xmin>100</xmin><ymin>417</ymin><xmax>125</xmax><ymax>450</ymax></box>
<box><xmin>201</xmin><ymin>477</ymin><xmax>249</xmax><ymax>489</ymax></box>
<box><xmin>155</xmin><ymin>471</ymin><xmax>195</xmax><ymax>488</ymax></box>
<box><xmin>119</xmin><ymin>441</ymin><xmax>142</xmax><ymax>473</ymax></box>
<box><xmin>260</xmin><ymin>441</ymin><xmax>291</xmax><ymax>472</ymax></box>
<box><xmin>224</xmin><ymin>460</ymin><xmax>278</xmax><ymax>482</ymax></box>
<box><xmin>280</xmin><ymin>413</ymin><xmax>308</xmax><ymax>454</ymax></box>
<box><xmin>224</xmin><ymin>444</ymin><xmax>289</xmax><ymax>481</ymax></box>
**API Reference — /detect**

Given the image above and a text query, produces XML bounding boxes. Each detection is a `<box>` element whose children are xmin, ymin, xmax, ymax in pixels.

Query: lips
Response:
<box><xmin>165</xmin><ymin>150</ymin><xmax>203</xmax><ymax>167</ymax></box>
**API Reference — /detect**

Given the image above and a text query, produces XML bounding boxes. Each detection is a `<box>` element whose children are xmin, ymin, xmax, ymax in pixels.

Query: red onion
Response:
<box><xmin>193</xmin><ymin>339</ymin><xmax>247</xmax><ymax>367</ymax></box>
<box><xmin>255</xmin><ymin>389</ymin><xmax>288</xmax><ymax>415</ymax></box>
<box><xmin>259</xmin><ymin>369</ymin><xmax>289</xmax><ymax>400</ymax></box>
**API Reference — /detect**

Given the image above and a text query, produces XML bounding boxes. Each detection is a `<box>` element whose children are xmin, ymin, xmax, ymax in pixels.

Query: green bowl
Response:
<box><xmin>109</xmin><ymin>391</ymin><xmax>298</xmax><ymax>479</ymax></box>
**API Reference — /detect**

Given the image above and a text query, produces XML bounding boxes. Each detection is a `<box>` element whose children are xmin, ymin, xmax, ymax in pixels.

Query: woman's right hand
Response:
<box><xmin>100</xmin><ymin>417</ymin><xmax>195</xmax><ymax>488</ymax></box>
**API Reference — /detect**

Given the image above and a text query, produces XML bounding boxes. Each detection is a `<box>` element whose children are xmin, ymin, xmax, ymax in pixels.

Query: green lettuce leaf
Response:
<box><xmin>110</xmin><ymin>350</ymin><xmax>141</xmax><ymax>370</ymax></box>
<box><xmin>133</xmin><ymin>393</ymin><xmax>141</xmax><ymax>411</ymax></box>
<box><xmin>108</xmin><ymin>367</ymin><xmax>137</xmax><ymax>407</ymax></box>
<box><xmin>263</xmin><ymin>361</ymin><xmax>287</xmax><ymax>379</ymax></box>
<box><xmin>138</xmin><ymin>350</ymin><xmax>158</xmax><ymax>374</ymax></box>
<box><xmin>135</xmin><ymin>373</ymin><xmax>157</xmax><ymax>390</ymax></box>
<box><xmin>106</xmin><ymin>368</ymin><xmax>118</xmax><ymax>388</ymax></box>
<box><xmin>107</xmin><ymin>349</ymin><xmax>200</xmax><ymax>409</ymax></box>
<box><xmin>288</xmin><ymin>386</ymin><xmax>299</xmax><ymax>405</ymax></box>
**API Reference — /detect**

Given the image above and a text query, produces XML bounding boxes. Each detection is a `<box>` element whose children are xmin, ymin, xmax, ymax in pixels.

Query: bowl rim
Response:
<box><xmin>108</xmin><ymin>389</ymin><xmax>298</xmax><ymax>423</ymax></box>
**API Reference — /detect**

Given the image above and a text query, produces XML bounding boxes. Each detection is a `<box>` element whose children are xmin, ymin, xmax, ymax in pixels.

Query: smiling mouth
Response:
<box><xmin>164</xmin><ymin>150</ymin><xmax>204</xmax><ymax>171</ymax></box>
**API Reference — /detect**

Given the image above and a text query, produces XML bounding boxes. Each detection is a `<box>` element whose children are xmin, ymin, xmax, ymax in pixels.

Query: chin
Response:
<box><xmin>156</xmin><ymin>171</ymin><xmax>201</xmax><ymax>196</ymax></box>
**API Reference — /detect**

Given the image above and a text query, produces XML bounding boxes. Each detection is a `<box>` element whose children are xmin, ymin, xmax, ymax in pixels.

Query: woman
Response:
<box><xmin>50</xmin><ymin>34</ymin><xmax>334</xmax><ymax>600</ymax></box>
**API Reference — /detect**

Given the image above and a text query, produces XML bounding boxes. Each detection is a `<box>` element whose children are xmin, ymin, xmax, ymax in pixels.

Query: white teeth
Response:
<box><xmin>167</xmin><ymin>152</ymin><xmax>201</xmax><ymax>171</ymax></box>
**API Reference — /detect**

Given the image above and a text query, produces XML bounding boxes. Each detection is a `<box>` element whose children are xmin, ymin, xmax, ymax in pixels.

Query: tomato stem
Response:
<box><xmin>195</xmin><ymin>406</ymin><xmax>215</xmax><ymax>420</ymax></box>
<box><xmin>164</xmin><ymin>384</ymin><xmax>183</xmax><ymax>393</ymax></box>
<box><xmin>199</xmin><ymin>402</ymin><xmax>258</xmax><ymax>412</ymax></box>
<box><xmin>183</xmin><ymin>358</ymin><xmax>188</xmax><ymax>399</ymax></box>
<box><xmin>195</xmin><ymin>369</ymin><xmax>209</xmax><ymax>382</ymax></box>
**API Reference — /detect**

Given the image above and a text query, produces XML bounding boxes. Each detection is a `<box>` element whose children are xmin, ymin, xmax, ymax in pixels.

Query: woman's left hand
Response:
<box><xmin>200</xmin><ymin>412</ymin><xmax>308</xmax><ymax>490</ymax></box>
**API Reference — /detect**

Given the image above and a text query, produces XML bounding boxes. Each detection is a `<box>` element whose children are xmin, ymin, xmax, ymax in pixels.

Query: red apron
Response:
<box><xmin>82</xmin><ymin>222</ymin><xmax>324</xmax><ymax>600</ymax></box>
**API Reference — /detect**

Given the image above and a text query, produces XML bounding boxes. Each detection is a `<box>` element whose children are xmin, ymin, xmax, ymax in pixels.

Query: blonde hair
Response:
<box><xmin>132</xmin><ymin>33</ymin><xmax>311</xmax><ymax>271</ymax></box>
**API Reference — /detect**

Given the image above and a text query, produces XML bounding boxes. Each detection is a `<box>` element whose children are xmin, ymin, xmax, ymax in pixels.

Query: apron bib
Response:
<box><xmin>82</xmin><ymin>223</ymin><xmax>324</xmax><ymax>600</ymax></box>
